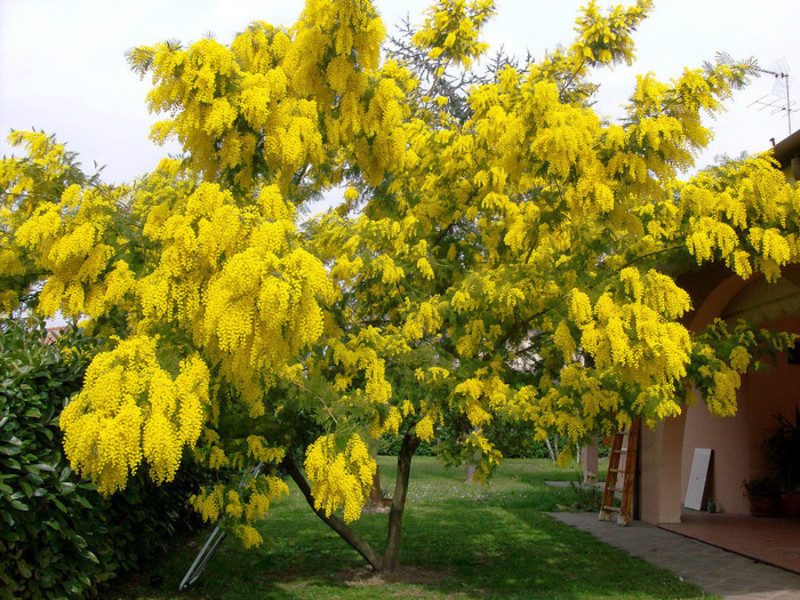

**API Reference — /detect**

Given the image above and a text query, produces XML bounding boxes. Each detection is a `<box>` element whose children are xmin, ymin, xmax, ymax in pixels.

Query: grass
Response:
<box><xmin>104</xmin><ymin>457</ymin><xmax>713</xmax><ymax>600</ymax></box>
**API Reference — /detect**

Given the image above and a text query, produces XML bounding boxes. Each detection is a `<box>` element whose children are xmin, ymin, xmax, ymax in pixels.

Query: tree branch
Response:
<box><xmin>282</xmin><ymin>456</ymin><xmax>383</xmax><ymax>571</ymax></box>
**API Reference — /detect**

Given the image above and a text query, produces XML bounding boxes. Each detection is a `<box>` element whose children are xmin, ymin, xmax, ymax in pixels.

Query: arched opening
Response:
<box><xmin>640</xmin><ymin>266</ymin><xmax>800</xmax><ymax>522</ymax></box>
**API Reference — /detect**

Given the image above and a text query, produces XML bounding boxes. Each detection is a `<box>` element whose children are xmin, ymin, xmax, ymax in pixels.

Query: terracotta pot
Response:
<box><xmin>780</xmin><ymin>493</ymin><xmax>800</xmax><ymax>518</ymax></box>
<box><xmin>747</xmin><ymin>495</ymin><xmax>779</xmax><ymax>517</ymax></box>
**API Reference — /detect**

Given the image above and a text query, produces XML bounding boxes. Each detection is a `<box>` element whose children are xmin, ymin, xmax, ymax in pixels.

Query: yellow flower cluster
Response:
<box><xmin>304</xmin><ymin>434</ymin><xmax>376</xmax><ymax>522</ymax></box>
<box><xmin>325</xmin><ymin>328</ymin><xmax>402</xmax><ymax>411</ymax></box>
<box><xmin>415</xmin><ymin>414</ymin><xmax>436</xmax><ymax>442</ymax></box>
<box><xmin>381</xmin><ymin>406</ymin><xmax>404</xmax><ymax>436</ymax></box>
<box><xmin>460</xmin><ymin>430</ymin><xmax>502</xmax><ymax>483</ymax></box>
<box><xmin>236</xmin><ymin>525</ymin><xmax>264</xmax><ymax>549</ymax></box>
<box><xmin>707</xmin><ymin>365</ymin><xmax>741</xmax><ymax>417</ymax></box>
<box><xmin>412</xmin><ymin>0</ymin><xmax>495</xmax><ymax>68</ymax></box>
<box><xmin>246</xmin><ymin>435</ymin><xmax>286</xmax><ymax>464</ymax></box>
<box><xmin>60</xmin><ymin>336</ymin><xmax>209</xmax><ymax>493</ymax></box>
<box><xmin>729</xmin><ymin>346</ymin><xmax>751</xmax><ymax>373</ymax></box>
<box><xmin>554</xmin><ymin>320</ymin><xmax>576</xmax><ymax>358</ymax></box>
<box><xmin>452</xmin><ymin>375</ymin><xmax>509</xmax><ymax>429</ymax></box>
<box><xmin>191</xmin><ymin>473</ymin><xmax>289</xmax><ymax>547</ymax></box>
<box><xmin>1</xmin><ymin>136</ymin><xmax>138</xmax><ymax>320</ymax></box>
<box><xmin>572</xmin><ymin>1</ymin><xmax>652</xmax><ymax>68</ymax></box>
<box><xmin>402</xmin><ymin>300</ymin><xmax>442</xmax><ymax>341</ymax></box>
<box><xmin>680</xmin><ymin>156</ymin><xmax>800</xmax><ymax>281</ymax></box>
<box><xmin>203</xmin><ymin>245</ymin><xmax>334</xmax><ymax>398</ymax></box>
<box><xmin>580</xmin><ymin>297</ymin><xmax>691</xmax><ymax>385</ymax></box>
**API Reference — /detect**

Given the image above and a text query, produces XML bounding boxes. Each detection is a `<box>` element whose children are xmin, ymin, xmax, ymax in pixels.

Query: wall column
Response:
<box><xmin>639</xmin><ymin>411</ymin><xmax>687</xmax><ymax>523</ymax></box>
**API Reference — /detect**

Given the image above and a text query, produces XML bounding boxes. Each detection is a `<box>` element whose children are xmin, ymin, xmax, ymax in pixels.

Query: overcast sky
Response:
<box><xmin>1</xmin><ymin>0</ymin><xmax>798</xmax><ymax>187</ymax></box>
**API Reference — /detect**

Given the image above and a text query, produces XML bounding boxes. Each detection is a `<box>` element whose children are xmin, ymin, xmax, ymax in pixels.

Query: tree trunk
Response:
<box><xmin>282</xmin><ymin>457</ymin><xmax>383</xmax><ymax>571</ymax></box>
<box><xmin>545</xmin><ymin>434</ymin><xmax>559</xmax><ymax>463</ymax></box>
<box><xmin>369</xmin><ymin>466</ymin><xmax>383</xmax><ymax>504</ymax></box>
<box><xmin>465</xmin><ymin>463</ymin><xmax>477</xmax><ymax>483</ymax></box>
<box><xmin>369</xmin><ymin>465</ymin><xmax>390</xmax><ymax>506</ymax></box>
<box><xmin>582</xmin><ymin>436</ymin><xmax>599</xmax><ymax>485</ymax></box>
<box><xmin>382</xmin><ymin>432</ymin><xmax>420</xmax><ymax>573</ymax></box>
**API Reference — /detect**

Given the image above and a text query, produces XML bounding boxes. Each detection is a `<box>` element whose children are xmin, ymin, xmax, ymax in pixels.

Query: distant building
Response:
<box><xmin>45</xmin><ymin>325</ymin><xmax>67</xmax><ymax>344</ymax></box>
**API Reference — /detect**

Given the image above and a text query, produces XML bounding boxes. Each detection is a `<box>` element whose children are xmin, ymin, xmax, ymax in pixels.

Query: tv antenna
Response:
<box><xmin>749</xmin><ymin>59</ymin><xmax>795</xmax><ymax>135</ymax></box>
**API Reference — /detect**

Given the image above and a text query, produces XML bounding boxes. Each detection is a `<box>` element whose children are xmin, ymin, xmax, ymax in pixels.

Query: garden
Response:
<box><xmin>105</xmin><ymin>456</ymin><xmax>711</xmax><ymax>600</ymax></box>
<box><xmin>1</xmin><ymin>318</ymin><xmax>710</xmax><ymax>599</ymax></box>
<box><xmin>3</xmin><ymin>0</ymin><xmax>800</xmax><ymax>598</ymax></box>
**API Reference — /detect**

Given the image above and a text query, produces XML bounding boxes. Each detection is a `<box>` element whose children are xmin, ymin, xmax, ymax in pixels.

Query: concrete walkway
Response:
<box><xmin>549</xmin><ymin>512</ymin><xmax>800</xmax><ymax>600</ymax></box>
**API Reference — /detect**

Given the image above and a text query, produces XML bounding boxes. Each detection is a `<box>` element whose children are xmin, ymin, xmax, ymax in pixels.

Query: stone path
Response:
<box><xmin>549</xmin><ymin>512</ymin><xmax>800</xmax><ymax>600</ymax></box>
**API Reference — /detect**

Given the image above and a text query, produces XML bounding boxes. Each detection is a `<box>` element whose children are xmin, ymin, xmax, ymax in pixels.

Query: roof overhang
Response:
<box><xmin>772</xmin><ymin>129</ymin><xmax>800</xmax><ymax>180</ymax></box>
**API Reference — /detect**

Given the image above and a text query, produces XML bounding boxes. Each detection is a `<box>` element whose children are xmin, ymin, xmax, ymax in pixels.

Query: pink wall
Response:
<box><xmin>640</xmin><ymin>415</ymin><xmax>686</xmax><ymax>523</ymax></box>
<box><xmin>679</xmin><ymin>315</ymin><xmax>800</xmax><ymax>516</ymax></box>
<box><xmin>744</xmin><ymin>315</ymin><xmax>800</xmax><ymax>478</ymax></box>
<box><xmin>640</xmin><ymin>266</ymin><xmax>800</xmax><ymax>522</ymax></box>
<box><xmin>681</xmin><ymin>385</ymin><xmax>751</xmax><ymax>514</ymax></box>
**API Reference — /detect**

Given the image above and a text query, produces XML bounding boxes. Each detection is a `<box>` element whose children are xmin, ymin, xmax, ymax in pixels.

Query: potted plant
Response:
<box><xmin>766</xmin><ymin>407</ymin><xmax>800</xmax><ymax>518</ymax></box>
<box><xmin>742</xmin><ymin>476</ymin><xmax>781</xmax><ymax>517</ymax></box>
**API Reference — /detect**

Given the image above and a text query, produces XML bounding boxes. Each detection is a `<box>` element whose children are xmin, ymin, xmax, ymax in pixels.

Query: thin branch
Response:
<box><xmin>287</xmin><ymin>380</ymin><xmax>339</xmax><ymax>426</ymax></box>
<box><xmin>282</xmin><ymin>457</ymin><xmax>383</xmax><ymax>571</ymax></box>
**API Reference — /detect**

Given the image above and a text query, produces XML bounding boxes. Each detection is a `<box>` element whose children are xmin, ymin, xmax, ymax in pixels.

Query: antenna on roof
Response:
<box><xmin>749</xmin><ymin>59</ymin><xmax>795</xmax><ymax>135</ymax></box>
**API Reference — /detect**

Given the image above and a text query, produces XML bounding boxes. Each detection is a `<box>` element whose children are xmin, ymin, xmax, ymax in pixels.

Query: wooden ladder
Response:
<box><xmin>599</xmin><ymin>418</ymin><xmax>640</xmax><ymax>525</ymax></box>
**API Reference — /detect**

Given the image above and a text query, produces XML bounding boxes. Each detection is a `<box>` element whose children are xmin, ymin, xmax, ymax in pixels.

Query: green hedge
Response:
<box><xmin>376</xmin><ymin>420</ymin><xmax>553</xmax><ymax>459</ymax></box>
<box><xmin>0</xmin><ymin>319</ymin><xmax>204</xmax><ymax>599</ymax></box>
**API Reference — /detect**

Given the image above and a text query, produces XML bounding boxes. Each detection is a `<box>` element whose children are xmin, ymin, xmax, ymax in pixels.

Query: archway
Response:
<box><xmin>639</xmin><ymin>266</ymin><xmax>800</xmax><ymax>522</ymax></box>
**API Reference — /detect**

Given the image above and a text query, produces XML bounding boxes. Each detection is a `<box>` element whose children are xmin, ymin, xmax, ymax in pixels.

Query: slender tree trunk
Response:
<box><xmin>465</xmin><ymin>427</ymin><xmax>480</xmax><ymax>483</ymax></box>
<box><xmin>545</xmin><ymin>434</ymin><xmax>557</xmax><ymax>463</ymax></box>
<box><xmin>369</xmin><ymin>465</ymin><xmax>387</xmax><ymax>505</ymax></box>
<box><xmin>282</xmin><ymin>457</ymin><xmax>383</xmax><ymax>571</ymax></box>
<box><xmin>465</xmin><ymin>463</ymin><xmax>477</xmax><ymax>483</ymax></box>
<box><xmin>382</xmin><ymin>432</ymin><xmax>421</xmax><ymax>573</ymax></box>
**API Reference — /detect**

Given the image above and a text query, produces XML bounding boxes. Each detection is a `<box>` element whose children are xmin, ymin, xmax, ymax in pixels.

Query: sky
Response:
<box><xmin>1</xmin><ymin>0</ymin><xmax>799</xmax><ymax>187</ymax></box>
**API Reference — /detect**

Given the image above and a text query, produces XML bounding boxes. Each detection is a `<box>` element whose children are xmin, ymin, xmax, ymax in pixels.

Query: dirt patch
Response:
<box><xmin>361</xmin><ymin>502</ymin><xmax>392</xmax><ymax>514</ymax></box>
<box><xmin>339</xmin><ymin>565</ymin><xmax>451</xmax><ymax>587</ymax></box>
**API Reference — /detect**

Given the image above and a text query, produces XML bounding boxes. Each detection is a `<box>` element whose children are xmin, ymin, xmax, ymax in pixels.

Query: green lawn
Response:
<box><xmin>104</xmin><ymin>457</ymin><xmax>713</xmax><ymax>600</ymax></box>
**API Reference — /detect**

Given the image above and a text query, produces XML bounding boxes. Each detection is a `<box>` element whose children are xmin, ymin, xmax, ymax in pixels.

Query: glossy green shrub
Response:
<box><xmin>0</xmin><ymin>319</ymin><xmax>204</xmax><ymax>599</ymax></box>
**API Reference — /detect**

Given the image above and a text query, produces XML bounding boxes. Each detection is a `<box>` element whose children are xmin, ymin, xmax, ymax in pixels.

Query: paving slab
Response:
<box><xmin>549</xmin><ymin>512</ymin><xmax>800</xmax><ymax>600</ymax></box>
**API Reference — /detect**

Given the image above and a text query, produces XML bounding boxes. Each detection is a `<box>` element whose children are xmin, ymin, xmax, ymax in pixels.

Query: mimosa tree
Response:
<box><xmin>2</xmin><ymin>0</ymin><xmax>798</xmax><ymax>574</ymax></box>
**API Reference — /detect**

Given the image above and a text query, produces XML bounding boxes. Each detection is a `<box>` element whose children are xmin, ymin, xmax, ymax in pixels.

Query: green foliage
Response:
<box><xmin>0</xmin><ymin>319</ymin><xmax>100</xmax><ymax>598</ymax></box>
<box><xmin>742</xmin><ymin>476</ymin><xmax>781</xmax><ymax>498</ymax></box>
<box><xmin>0</xmin><ymin>318</ymin><xmax>205</xmax><ymax>599</ymax></box>
<box><xmin>765</xmin><ymin>407</ymin><xmax>800</xmax><ymax>493</ymax></box>
<box><xmin>376</xmin><ymin>418</ymin><xmax>552</xmax><ymax>459</ymax></box>
<box><xmin>482</xmin><ymin>419</ymin><xmax>553</xmax><ymax>459</ymax></box>
<box><xmin>377</xmin><ymin>433</ymin><xmax>437</xmax><ymax>456</ymax></box>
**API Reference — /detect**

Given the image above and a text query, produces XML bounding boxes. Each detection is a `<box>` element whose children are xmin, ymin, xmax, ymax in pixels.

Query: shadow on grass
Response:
<box><xmin>104</xmin><ymin>458</ymin><xmax>708</xmax><ymax>600</ymax></box>
<box><xmin>398</xmin><ymin>501</ymin><xmax>707</xmax><ymax>600</ymax></box>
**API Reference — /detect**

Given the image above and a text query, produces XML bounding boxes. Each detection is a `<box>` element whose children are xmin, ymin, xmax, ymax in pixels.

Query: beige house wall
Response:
<box><xmin>640</xmin><ymin>300</ymin><xmax>800</xmax><ymax>522</ymax></box>
<box><xmin>639</xmin><ymin>132</ymin><xmax>800</xmax><ymax>523</ymax></box>
<box><xmin>640</xmin><ymin>415</ymin><xmax>686</xmax><ymax>523</ymax></box>
<box><xmin>680</xmin><ymin>384</ymin><xmax>751</xmax><ymax>515</ymax></box>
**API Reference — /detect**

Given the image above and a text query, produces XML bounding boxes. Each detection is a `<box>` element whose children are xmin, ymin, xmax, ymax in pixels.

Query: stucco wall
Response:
<box><xmin>679</xmin><ymin>315</ymin><xmax>800</xmax><ymax>516</ymax></box>
<box><xmin>640</xmin><ymin>270</ymin><xmax>800</xmax><ymax>522</ymax></box>
<box><xmin>640</xmin><ymin>416</ymin><xmax>686</xmax><ymax>523</ymax></box>
<box><xmin>681</xmin><ymin>384</ymin><xmax>751</xmax><ymax>514</ymax></box>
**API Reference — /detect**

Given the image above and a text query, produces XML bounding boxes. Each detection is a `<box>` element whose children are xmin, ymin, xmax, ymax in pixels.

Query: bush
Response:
<box><xmin>0</xmin><ymin>318</ymin><xmax>204</xmax><ymax>599</ymax></box>
<box><xmin>483</xmin><ymin>420</ymin><xmax>553</xmax><ymax>459</ymax></box>
<box><xmin>376</xmin><ymin>421</ymin><xmax>553</xmax><ymax>459</ymax></box>
<box><xmin>377</xmin><ymin>433</ymin><xmax>437</xmax><ymax>456</ymax></box>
